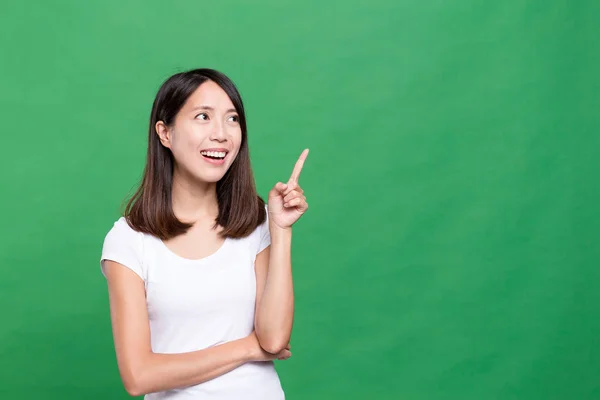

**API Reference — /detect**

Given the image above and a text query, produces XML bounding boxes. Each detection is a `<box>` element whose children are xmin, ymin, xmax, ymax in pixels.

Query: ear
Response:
<box><xmin>155</xmin><ymin>121</ymin><xmax>172</xmax><ymax>149</ymax></box>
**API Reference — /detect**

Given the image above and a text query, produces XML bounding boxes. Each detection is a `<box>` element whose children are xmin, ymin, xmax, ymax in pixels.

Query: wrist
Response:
<box><xmin>269</xmin><ymin>222</ymin><xmax>292</xmax><ymax>236</ymax></box>
<box><xmin>269</xmin><ymin>223</ymin><xmax>293</xmax><ymax>246</ymax></box>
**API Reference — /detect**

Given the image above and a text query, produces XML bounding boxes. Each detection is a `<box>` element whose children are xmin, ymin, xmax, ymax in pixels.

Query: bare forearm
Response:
<box><xmin>255</xmin><ymin>224</ymin><xmax>295</xmax><ymax>353</ymax></box>
<box><xmin>124</xmin><ymin>338</ymin><xmax>250</xmax><ymax>396</ymax></box>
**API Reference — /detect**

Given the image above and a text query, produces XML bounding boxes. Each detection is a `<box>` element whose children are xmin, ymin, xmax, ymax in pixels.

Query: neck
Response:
<box><xmin>171</xmin><ymin>168</ymin><xmax>219</xmax><ymax>224</ymax></box>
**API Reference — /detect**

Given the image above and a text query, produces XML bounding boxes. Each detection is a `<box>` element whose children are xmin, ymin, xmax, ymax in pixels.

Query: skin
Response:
<box><xmin>103</xmin><ymin>80</ymin><xmax>309</xmax><ymax>396</ymax></box>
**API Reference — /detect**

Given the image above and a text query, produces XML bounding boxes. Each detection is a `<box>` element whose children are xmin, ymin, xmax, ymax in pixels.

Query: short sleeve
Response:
<box><xmin>100</xmin><ymin>218</ymin><xmax>145</xmax><ymax>281</ymax></box>
<box><xmin>257</xmin><ymin>206</ymin><xmax>271</xmax><ymax>254</ymax></box>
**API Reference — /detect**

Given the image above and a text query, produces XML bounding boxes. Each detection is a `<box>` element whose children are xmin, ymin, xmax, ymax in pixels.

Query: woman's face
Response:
<box><xmin>156</xmin><ymin>80</ymin><xmax>242</xmax><ymax>184</ymax></box>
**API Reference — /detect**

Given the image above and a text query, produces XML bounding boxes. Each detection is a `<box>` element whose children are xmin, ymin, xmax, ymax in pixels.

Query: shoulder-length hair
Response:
<box><xmin>122</xmin><ymin>68</ymin><xmax>266</xmax><ymax>240</ymax></box>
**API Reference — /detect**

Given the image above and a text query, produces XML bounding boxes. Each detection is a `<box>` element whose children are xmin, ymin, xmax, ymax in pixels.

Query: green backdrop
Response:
<box><xmin>1</xmin><ymin>1</ymin><xmax>598</xmax><ymax>399</ymax></box>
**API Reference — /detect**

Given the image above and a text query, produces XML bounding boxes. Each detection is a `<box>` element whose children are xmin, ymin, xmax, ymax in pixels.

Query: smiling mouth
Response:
<box><xmin>200</xmin><ymin>150</ymin><xmax>228</xmax><ymax>160</ymax></box>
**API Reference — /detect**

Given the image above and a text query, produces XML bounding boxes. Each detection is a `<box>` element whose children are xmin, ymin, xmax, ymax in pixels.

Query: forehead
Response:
<box><xmin>182</xmin><ymin>80</ymin><xmax>235</xmax><ymax>111</ymax></box>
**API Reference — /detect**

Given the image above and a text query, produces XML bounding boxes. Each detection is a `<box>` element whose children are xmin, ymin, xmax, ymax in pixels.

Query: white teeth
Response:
<box><xmin>201</xmin><ymin>151</ymin><xmax>227</xmax><ymax>158</ymax></box>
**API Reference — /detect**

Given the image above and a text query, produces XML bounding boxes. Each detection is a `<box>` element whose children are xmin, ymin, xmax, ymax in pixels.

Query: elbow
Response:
<box><xmin>125</xmin><ymin>385</ymin><xmax>143</xmax><ymax>398</ymax></box>
<box><xmin>123</xmin><ymin>376</ymin><xmax>144</xmax><ymax>397</ymax></box>
<box><xmin>121</xmin><ymin>367</ymin><xmax>147</xmax><ymax>397</ymax></box>
<box><xmin>255</xmin><ymin>316</ymin><xmax>293</xmax><ymax>354</ymax></box>
<box><xmin>123</xmin><ymin>377</ymin><xmax>145</xmax><ymax>397</ymax></box>
<box><xmin>259</xmin><ymin>336</ymin><xmax>289</xmax><ymax>355</ymax></box>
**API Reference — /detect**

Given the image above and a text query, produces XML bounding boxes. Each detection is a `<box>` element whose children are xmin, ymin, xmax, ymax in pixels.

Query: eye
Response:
<box><xmin>195</xmin><ymin>113</ymin><xmax>209</xmax><ymax>120</ymax></box>
<box><xmin>227</xmin><ymin>115</ymin><xmax>239</xmax><ymax>123</ymax></box>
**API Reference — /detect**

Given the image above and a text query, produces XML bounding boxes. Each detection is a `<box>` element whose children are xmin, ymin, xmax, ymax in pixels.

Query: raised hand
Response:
<box><xmin>268</xmin><ymin>149</ymin><xmax>309</xmax><ymax>229</ymax></box>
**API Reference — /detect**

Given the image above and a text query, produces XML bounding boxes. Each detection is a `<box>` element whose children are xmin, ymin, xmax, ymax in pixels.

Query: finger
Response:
<box><xmin>272</xmin><ymin>182</ymin><xmax>288</xmax><ymax>194</ymax></box>
<box><xmin>283</xmin><ymin>183</ymin><xmax>304</xmax><ymax>197</ymax></box>
<box><xmin>284</xmin><ymin>197</ymin><xmax>307</xmax><ymax>209</ymax></box>
<box><xmin>288</xmin><ymin>149</ymin><xmax>309</xmax><ymax>183</ymax></box>
<box><xmin>277</xmin><ymin>350</ymin><xmax>292</xmax><ymax>360</ymax></box>
<box><xmin>283</xmin><ymin>190</ymin><xmax>303</xmax><ymax>204</ymax></box>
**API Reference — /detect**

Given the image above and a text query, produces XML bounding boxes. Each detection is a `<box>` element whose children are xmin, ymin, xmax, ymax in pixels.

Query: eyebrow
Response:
<box><xmin>191</xmin><ymin>105</ymin><xmax>237</xmax><ymax>113</ymax></box>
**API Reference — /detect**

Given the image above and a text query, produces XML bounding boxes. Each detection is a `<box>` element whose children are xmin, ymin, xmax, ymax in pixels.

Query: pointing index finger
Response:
<box><xmin>289</xmin><ymin>149</ymin><xmax>309</xmax><ymax>183</ymax></box>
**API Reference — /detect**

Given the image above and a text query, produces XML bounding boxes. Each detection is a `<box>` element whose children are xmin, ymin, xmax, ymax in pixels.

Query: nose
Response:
<box><xmin>210</xmin><ymin>120</ymin><xmax>227</xmax><ymax>142</ymax></box>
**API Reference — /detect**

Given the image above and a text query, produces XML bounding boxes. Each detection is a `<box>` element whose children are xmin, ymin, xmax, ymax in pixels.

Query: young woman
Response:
<box><xmin>100</xmin><ymin>68</ymin><xmax>309</xmax><ymax>399</ymax></box>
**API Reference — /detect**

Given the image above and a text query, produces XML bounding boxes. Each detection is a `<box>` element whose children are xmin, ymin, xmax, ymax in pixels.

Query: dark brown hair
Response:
<box><xmin>122</xmin><ymin>68</ymin><xmax>266</xmax><ymax>240</ymax></box>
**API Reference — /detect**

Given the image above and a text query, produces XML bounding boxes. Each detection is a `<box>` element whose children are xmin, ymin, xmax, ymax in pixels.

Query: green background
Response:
<box><xmin>1</xmin><ymin>1</ymin><xmax>598</xmax><ymax>399</ymax></box>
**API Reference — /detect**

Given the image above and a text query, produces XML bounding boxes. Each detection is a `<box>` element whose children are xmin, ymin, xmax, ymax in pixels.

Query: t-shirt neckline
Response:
<box><xmin>157</xmin><ymin>236</ymin><xmax>231</xmax><ymax>264</ymax></box>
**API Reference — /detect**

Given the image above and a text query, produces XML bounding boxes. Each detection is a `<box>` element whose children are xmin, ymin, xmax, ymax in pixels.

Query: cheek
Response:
<box><xmin>225</xmin><ymin>132</ymin><xmax>242</xmax><ymax>163</ymax></box>
<box><xmin>231</xmin><ymin>128</ymin><xmax>242</xmax><ymax>149</ymax></box>
<box><xmin>171</xmin><ymin>127</ymin><xmax>203</xmax><ymax>159</ymax></box>
<box><xmin>177</xmin><ymin>124</ymin><xmax>205</xmax><ymax>147</ymax></box>
<box><xmin>232</xmin><ymin>138</ymin><xmax>243</xmax><ymax>160</ymax></box>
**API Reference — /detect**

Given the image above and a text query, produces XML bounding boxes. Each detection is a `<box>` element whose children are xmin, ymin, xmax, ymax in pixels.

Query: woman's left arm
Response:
<box><xmin>254</xmin><ymin>149</ymin><xmax>309</xmax><ymax>354</ymax></box>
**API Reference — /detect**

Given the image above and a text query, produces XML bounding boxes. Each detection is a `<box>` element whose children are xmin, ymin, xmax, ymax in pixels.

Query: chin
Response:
<box><xmin>196</xmin><ymin>170</ymin><xmax>227</xmax><ymax>184</ymax></box>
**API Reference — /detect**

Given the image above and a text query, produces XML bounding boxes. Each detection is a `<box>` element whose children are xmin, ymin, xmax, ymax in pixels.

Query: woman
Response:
<box><xmin>100</xmin><ymin>68</ymin><xmax>309</xmax><ymax>399</ymax></box>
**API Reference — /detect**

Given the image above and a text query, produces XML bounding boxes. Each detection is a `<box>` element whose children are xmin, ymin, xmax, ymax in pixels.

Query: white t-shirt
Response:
<box><xmin>100</xmin><ymin>208</ymin><xmax>285</xmax><ymax>400</ymax></box>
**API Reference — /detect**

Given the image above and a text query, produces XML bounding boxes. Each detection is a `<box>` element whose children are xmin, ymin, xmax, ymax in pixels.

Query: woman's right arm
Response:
<box><xmin>103</xmin><ymin>261</ymin><xmax>290</xmax><ymax>397</ymax></box>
